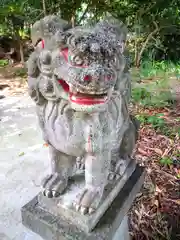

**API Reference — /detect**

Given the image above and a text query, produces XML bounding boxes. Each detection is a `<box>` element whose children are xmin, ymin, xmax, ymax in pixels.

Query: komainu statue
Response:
<box><xmin>27</xmin><ymin>15</ymin><xmax>139</xmax><ymax>215</ymax></box>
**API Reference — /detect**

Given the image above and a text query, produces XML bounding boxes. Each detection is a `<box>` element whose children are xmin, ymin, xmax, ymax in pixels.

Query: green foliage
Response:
<box><xmin>135</xmin><ymin>114</ymin><xmax>147</xmax><ymax>125</ymax></box>
<box><xmin>132</xmin><ymin>87</ymin><xmax>151</xmax><ymax>104</ymax></box>
<box><xmin>146</xmin><ymin>114</ymin><xmax>165</xmax><ymax>129</ymax></box>
<box><xmin>177</xmin><ymin>127</ymin><xmax>180</xmax><ymax>137</ymax></box>
<box><xmin>161</xmin><ymin>126</ymin><xmax>179</xmax><ymax>138</ymax></box>
<box><xmin>136</xmin><ymin>113</ymin><xmax>166</xmax><ymax>130</ymax></box>
<box><xmin>0</xmin><ymin>0</ymin><xmax>43</xmax><ymax>38</ymax></box>
<box><xmin>140</xmin><ymin>61</ymin><xmax>180</xmax><ymax>78</ymax></box>
<box><xmin>0</xmin><ymin>59</ymin><xmax>8</xmax><ymax>66</ymax></box>
<box><xmin>0</xmin><ymin>0</ymin><xmax>179</xmax><ymax>65</ymax></box>
<box><xmin>136</xmin><ymin>113</ymin><xmax>178</xmax><ymax>138</ymax></box>
<box><xmin>14</xmin><ymin>67</ymin><xmax>27</xmax><ymax>77</ymax></box>
<box><xmin>117</xmin><ymin>1</ymin><xmax>180</xmax><ymax>65</ymax></box>
<box><xmin>160</xmin><ymin>157</ymin><xmax>173</xmax><ymax>166</ymax></box>
<box><xmin>131</xmin><ymin>60</ymin><xmax>178</xmax><ymax>108</ymax></box>
<box><xmin>132</xmin><ymin>86</ymin><xmax>174</xmax><ymax>108</ymax></box>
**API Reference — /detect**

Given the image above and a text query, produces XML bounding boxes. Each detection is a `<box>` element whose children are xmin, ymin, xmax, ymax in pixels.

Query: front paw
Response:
<box><xmin>73</xmin><ymin>187</ymin><xmax>104</xmax><ymax>215</ymax></box>
<box><xmin>76</xmin><ymin>157</ymin><xmax>85</xmax><ymax>170</ymax></box>
<box><xmin>42</xmin><ymin>173</ymin><xmax>68</xmax><ymax>198</ymax></box>
<box><xmin>108</xmin><ymin>158</ymin><xmax>131</xmax><ymax>181</ymax></box>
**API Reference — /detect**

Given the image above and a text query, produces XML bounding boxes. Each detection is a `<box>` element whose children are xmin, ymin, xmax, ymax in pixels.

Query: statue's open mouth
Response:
<box><xmin>58</xmin><ymin>79</ymin><xmax>108</xmax><ymax>105</ymax></box>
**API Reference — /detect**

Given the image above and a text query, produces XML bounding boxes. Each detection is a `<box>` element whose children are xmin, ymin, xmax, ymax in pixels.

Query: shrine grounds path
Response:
<box><xmin>0</xmin><ymin>95</ymin><xmax>48</xmax><ymax>240</ymax></box>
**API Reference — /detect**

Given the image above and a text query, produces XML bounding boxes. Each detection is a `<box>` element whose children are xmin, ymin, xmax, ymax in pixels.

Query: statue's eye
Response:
<box><xmin>111</xmin><ymin>57</ymin><xmax>117</xmax><ymax>64</ymax></box>
<box><xmin>73</xmin><ymin>55</ymin><xmax>84</xmax><ymax>66</ymax></box>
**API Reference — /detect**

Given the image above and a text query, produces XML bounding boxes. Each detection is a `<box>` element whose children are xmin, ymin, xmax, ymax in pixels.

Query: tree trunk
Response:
<box><xmin>78</xmin><ymin>4</ymin><xmax>89</xmax><ymax>24</ymax></box>
<box><xmin>135</xmin><ymin>23</ymin><xmax>159</xmax><ymax>67</ymax></box>
<box><xmin>19</xmin><ymin>40</ymin><xmax>25</xmax><ymax>64</ymax></box>
<box><xmin>71</xmin><ymin>15</ymin><xmax>75</xmax><ymax>28</ymax></box>
<box><xmin>134</xmin><ymin>37</ymin><xmax>138</xmax><ymax>67</ymax></box>
<box><xmin>42</xmin><ymin>0</ymin><xmax>46</xmax><ymax>16</ymax></box>
<box><xmin>15</xmin><ymin>30</ymin><xmax>25</xmax><ymax>64</ymax></box>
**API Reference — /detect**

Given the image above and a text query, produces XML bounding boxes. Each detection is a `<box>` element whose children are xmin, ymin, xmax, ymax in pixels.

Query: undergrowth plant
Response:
<box><xmin>136</xmin><ymin>113</ymin><xmax>179</xmax><ymax>138</ymax></box>
<box><xmin>160</xmin><ymin>157</ymin><xmax>173</xmax><ymax>167</ymax></box>
<box><xmin>136</xmin><ymin>113</ymin><xmax>165</xmax><ymax>129</ymax></box>
<box><xmin>14</xmin><ymin>68</ymin><xmax>27</xmax><ymax>78</ymax></box>
<box><xmin>140</xmin><ymin>60</ymin><xmax>180</xmax><ymax>78</ymax></box>
<box><xmin>132</xmin><ymin>86</ymin><xmax>174</xmax><ymax>108</ymax></box>
<box><xmin>0</xmin><ymin>59</ymin><xmax>8</xmax><ymax>66</ymax></box>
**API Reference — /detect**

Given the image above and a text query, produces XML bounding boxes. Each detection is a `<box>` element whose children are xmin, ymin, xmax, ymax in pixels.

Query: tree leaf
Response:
<box><xmin>18</xmin><ymin>151</ymin><xmax>25</xmax><ymax>157</ymax></box>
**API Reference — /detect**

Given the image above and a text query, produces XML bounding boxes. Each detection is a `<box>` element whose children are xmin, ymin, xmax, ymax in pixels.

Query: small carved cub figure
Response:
<box><xmin>27</xmin><ymin>15</ymin><xmax>139</xmax><ymax>215</ymax></box>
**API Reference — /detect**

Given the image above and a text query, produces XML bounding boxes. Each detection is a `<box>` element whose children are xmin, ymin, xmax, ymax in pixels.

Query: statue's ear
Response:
<box><xmin>31</xmin><ymin>15</ymin><xmax>70</xmax><ymax>47</ymax></box>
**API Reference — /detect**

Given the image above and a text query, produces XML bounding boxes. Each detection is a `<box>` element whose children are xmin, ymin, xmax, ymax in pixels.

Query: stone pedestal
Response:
<box><xmin>21</xmin><ymin>165</ymin><xmax>145</xmax><ymax>240</ymax></box>
<box><xmin>113</xmin><ymin>216</ymin><xmax>130</xmax><ymax>240</ymax></box>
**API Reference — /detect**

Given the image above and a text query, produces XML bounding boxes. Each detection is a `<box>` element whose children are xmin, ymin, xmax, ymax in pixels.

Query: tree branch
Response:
<box><xmin>42</xmin><ymin>0</ymin><xmax>46</xmax><ymax>16</ymax></box>
<box><xmin>138</xmin><ymin>2</ymin><xmax>156</xmax><ymax>17</ymax></box>
<box><xmin>136</xmin><ymin>21</ymin><xmax>159</xmax><ymax>67</ymax></box>
<box><xmin>78</xmin><ymin>4</ymin><xmax>90</xmax><ymax>24</ymax></box>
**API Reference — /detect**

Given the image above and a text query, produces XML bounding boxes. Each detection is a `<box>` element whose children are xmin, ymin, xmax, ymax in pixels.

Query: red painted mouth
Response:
<box><xmin>57</xmin><ymin>79</ymin><xmax>107</xmax><ymax>105</ymax></box>
<box><xmin>70</xmin><ymin>94</ymin><xmax>107</xmax><ymax>105</ymax></box>
<box><xmin>58</xmin><ymin>79</ymin><xmax>69</xmax><ymax>92</ymax></box>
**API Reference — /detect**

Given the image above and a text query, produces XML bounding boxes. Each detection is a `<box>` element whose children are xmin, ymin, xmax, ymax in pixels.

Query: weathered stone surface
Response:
<box><xmin>38</xmin><ymin>160</ymin><xmax>136</xmax><ymax>233</ymax></box>
<box><xmin>22</xmin><ymin>165</ymin><xmax>145</xmax><ymax>240</ymax></box>
<box><xmin>113</xmin><ymin>216</ymin><xmax>130</xmax><ymax>240</ymax></box>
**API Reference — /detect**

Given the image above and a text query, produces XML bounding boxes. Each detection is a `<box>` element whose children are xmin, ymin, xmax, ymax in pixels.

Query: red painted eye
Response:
<box><xmin>106</xmin><ymin>75</ymin><xmax>112</xmax><ymax>80</ymax></box>
<box><xmin>84</xmin><ymin>75</ymin><xmax>91</xmax><ymax>81</ymax></box>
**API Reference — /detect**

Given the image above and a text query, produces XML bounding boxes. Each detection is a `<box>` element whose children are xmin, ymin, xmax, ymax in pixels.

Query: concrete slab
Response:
<box><xmin>0</xmin><ymin>95</ymin><xmax>49</xmax><ymax>240</ymax></box>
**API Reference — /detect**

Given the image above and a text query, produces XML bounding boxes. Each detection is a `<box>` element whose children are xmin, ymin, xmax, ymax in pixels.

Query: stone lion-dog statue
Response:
<box><xmin>27</xmin><ymin>15</ymin><xmax>139</xmax><ymax>215</ymax></box>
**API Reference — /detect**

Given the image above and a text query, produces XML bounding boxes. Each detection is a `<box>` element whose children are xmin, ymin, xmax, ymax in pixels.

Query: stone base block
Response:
<box><xmin>21</xmin><ymin>165</ymin><xmax>145</xmax><ymax>240</ymax></box>
<box><xmin>38</xmin><ymin>160</ymin><xmax>136</xmax><ymax>233</ymax></box>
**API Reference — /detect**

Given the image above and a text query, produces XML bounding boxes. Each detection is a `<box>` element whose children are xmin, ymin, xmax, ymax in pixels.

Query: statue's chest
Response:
<box><xmin>43</xmin><ymin>101</ymin><xmax>87</xmax><ymax>155</ymax></box>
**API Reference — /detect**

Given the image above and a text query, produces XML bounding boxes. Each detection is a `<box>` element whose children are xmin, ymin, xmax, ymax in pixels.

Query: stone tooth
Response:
<box><xmin>73</xmin><ymin>89</ymin><xmax>78</xmax><ymax>94</ymax></box>
<box><xmin>108</xmin><ymin>88</ymin><xmax>113</xmax><ymax>99</ymax></box>
<box><xmin>77</xmin><ymin>88</ymin><xmax>81</xmax><ymax>93</ymax></box>
<box><xmin>71</xmin><ymin>95</ymin><xmax>77</xmax><ymax>101</ymax></box>
<box><xmin>72</xmin><ymin>88</ymin><xmax>77</xmax><ymax>94</ymax></box>
<box><xmin>80</xmin><ymin>206</ymin><xmax>87</xmax><ymax>215</ymax></box>
<box><xmin>69</xmin><ymin>83</ymin><xmax>73</xmax><ymax>92</ymax></box>
<box><xmin>69</xmin><ymin>84</ymin><xmax>77</xmax><ymax>94</ymax></box>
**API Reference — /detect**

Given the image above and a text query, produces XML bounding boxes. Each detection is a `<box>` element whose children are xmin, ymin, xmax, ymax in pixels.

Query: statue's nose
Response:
<box><xmin>83</xmin><ymin>74</ymin><xmax>100</xmax><ymax>87</ymax></box>
<box><xmin>84</xmin><ymin>75</ymin><xmax>92</xmax><ymax>82</ymax></box>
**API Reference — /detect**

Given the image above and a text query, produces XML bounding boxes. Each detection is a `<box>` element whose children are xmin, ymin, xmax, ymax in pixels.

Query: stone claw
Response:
<box><xmin>108</xmin><ymin>172</ymin><xmax>115</xmax><ymax>181</ymax></box>
<box><xmin>42</xmin><ymin>173</ymin><xmax>68</xmax><ymax>198</ymax></box>
<box><xmin>73</xmin><ymin>187</ymin><xmax>104</xmax><ymax>215</ymax></box>
<box><xmin>52</xmin><ymin>190</ymin><xmax>59</xmax><ymax>198</ymax></box>
<box><xmin>89</xmin><ymin>207</ymin><xmax>95</xmax><ymax>214</ymax></box>
<box><xmin>80</xmin><ymin>206</ymin><xmax>87</xmax><ymax>215</ymax></box>
<box><xmin>75</xmin><ymin>204</ymin><xmax>80</xmax><ymax>212</ymax></box>
<box><xmin>46</xmin><ymin>190</ymin><xmax>53</xmax><ymax>198</ymax></box>
<box><xmin>109</xmin><ymin>158</ymin><xmax>131</xmax><ymax>181</ymax></box>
